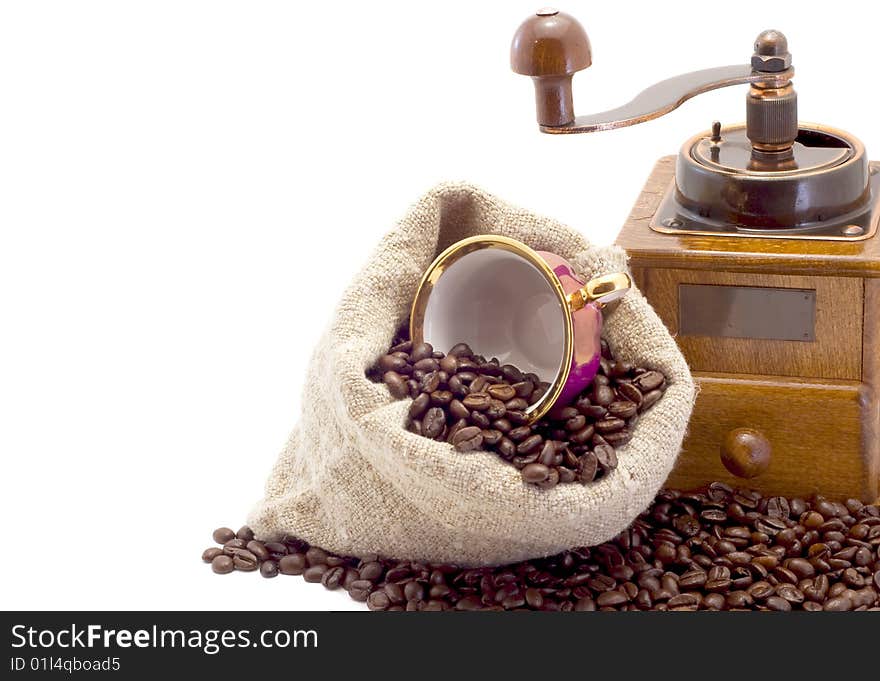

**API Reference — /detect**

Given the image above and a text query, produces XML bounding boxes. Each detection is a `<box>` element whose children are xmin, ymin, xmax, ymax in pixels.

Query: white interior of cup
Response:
<box><xmin>422</xmin><ymin>247</ymin><xmax>566</xmax><ymax>385</ymax></box>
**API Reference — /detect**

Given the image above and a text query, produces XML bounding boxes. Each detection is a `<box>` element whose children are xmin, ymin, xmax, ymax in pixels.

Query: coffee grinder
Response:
<box><xmin>511</xmin><ymin>9</ymin><xmax>880</xmax><ymax>501</ymax></box>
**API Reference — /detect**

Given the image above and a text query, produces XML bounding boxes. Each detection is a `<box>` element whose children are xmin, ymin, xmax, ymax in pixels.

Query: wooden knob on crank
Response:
<box><xmin>721</xmin><ymin>428</ymin><xmax>772</xmax><ymax>479</ymax></box>
<box><xmin>510</xmin><ymin>8</ymin><xmax>591</xmax><ymax>127</ymax></box>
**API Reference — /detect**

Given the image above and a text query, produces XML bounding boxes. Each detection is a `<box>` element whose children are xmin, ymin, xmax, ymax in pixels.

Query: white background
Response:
<box><xmin>2</xmin><ymin>0</ymin><xmax>877</xmax><ymax>610</ymax></box>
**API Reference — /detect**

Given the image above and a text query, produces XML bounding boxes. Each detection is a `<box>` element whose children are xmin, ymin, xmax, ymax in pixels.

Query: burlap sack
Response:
<box><xmin>248</xmin><ymin>182</ymin><xmax>695</xmax><ymax>566</ymax></box>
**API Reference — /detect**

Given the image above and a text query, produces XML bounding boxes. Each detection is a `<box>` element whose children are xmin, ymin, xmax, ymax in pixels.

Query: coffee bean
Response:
<box><xmin>486</xmin><ymin>399</ymin><xmax>506</xmax><ymax>419</ymax></box>
<box><xmin>602</xmin><ymin>430</ymin><xmax>632</xmax><ymax>447</ymax></box>
<box><xmin>593</xmin><ymin>384</ymin><xmax>615</xmax><ymax>407</ymax></box>
<box><xmin>843</xmin><ymin>568</ymin><xmax>864</xmax><ymax>588</ymax></box>
<box><xmin>236</xmin><ymin>526</ymin><xmax>255</xmax><ymax>542</ymax></box>
<box><xmin>383</xmin><ymin>371</ymin><xmax>409</xmax><ymax>399</ymax></box>
<box><xmin>596</xmin><ymin>590</ymin><xmax>627</xmax><ymax>607</ymax></box>
<box><xmin>574</xmin><ymin>597</ymin><xmax>597</xmax><ymax>611</ymax></box>
<box><xmin>462</xmin><ymin>393</ymin><xmax>491</xmax><ymax>411</ymax></box>
<box><xmin>497</xmin><ymin>437</ymin><xmax>516</xmax><ymax>459</ymax></box>
<box><xmin>611</xmin><ymin>380</ymin><xmax>641</xmax><ymax>405</ymax></box>
<box><xmin>411</xmin><ymin>342</ymin><xmax>433</xmax><ymax>362</ymax></box>
<box><xmin>639</xmin><ymin>390</ymin><xmax>663</xmax><ymax>412</ymax></box>
<box><xmin>455</xmin><ymin>595</ymin><xmax>483</xmax><ymax>611</ymax></box>
<box><xmin>828</xmin><ymin>583</ymin><xmax>848</xmax><ymax>599</ymax></box>
<box><xmin>706</xmin><ymin>568</ymin><xmax>731</xmax><ymax>593</ymax></box>
<box><xmin>486</xmin><ymin>383</ymin><xmax>515</xmax><ymax>401</ymax></box>
<box><xmin>481</xmin><ymin>429</ymin><xmax>503</xmax><ymax>447</ymax></box>
<box><xmin>565</xmin><ymin>451</ymin><xmax>595</xmax><ymax>485</ymax></box>
<box><xmin>679</xmin><ymin>569</ymin><xmax>707</xmax><ymax>589</ymax></box>
<box><xmin>507</xmin><ymin>425</ymin><xmax>530</xmax><ymax>442</ymax></box>
<box><xmin>303</xmin><ymin>565</ymin><xmax>328</xmax><ymax>583</ymax></box>
<box><xmin>222</xmin><ymin>538</ymin><xmax>247</xmax><ymax>554</ymax></box>
<box><xmin>701</xmin><ymin>509</ymin><xmax>727</xmax><ymax>523</ymax></box>
<box><xmin>772</xmin><ymin>566</ymin><xmax>798</xmax><ymax>585</ymax></box>
<box><xmin>446</xmin><ymin>342</ymin><xmax>470</xmax><ymax>357</ymax></box>
<box><xmin>595</xmin><ymin>418</ymin><xmax>626</xmax><ymax>433</ymax></box>
<box><xmin>529</xmin><ymin>385</ymin><xmax>548</xmax><ymax>405</ymax></box>
<box><xmin>419</xmin><ymin>371</ymin><xmax>440</xmax><ymax>394</ymax></box>
<box><xmin>775</xmin><ymin>584</ymin><xmax>804</xmax><ymax>603</ymax></box>
<box><xmin>305</xmin><ymin>547</ymin><xmax>328</xmax><ymax>566</ymax></box>
<box><xmin>211</xmin><ymin>555</ymin><xmax>234</xmax><ymax>574</ymax></box>
<box><xmin>506</xmin><ymin>382</ymin><xmax>529</xmax><ymax>400</ymax></box>
<box><xmin>212</xmin><ymin>527</ymin><xmax>236</xmax><ymax>545</ymax></box>
<box><xmin>470</xmin><ymin>376</ymin><xmax>489</xmax><ymax>394</ymax></box>
<box><xmin>365</xmin><ymin>590</ymin><xmax>391</xmax><ymax>611</ymax></box>
<box><xmin>385</xmin><ymin>565</ymin><xmax>411</xmax><ymax>583</ymax></box>
<box><xmin>536</xmin><ymin>440</ymin><xmax>556</xmax><ymax>467</ymax></box>
<box><xmin>505</xmin><ymin>398</ymin><xmax>529</xmax><ymax>413</ymax></box>
<box><xmin>823</xmin><ymin>595</ymin><xmax>853</xmax><ymax>611</ymax></box>
<box><xmin>422</xmin><ymin>407</ymin><xmax>446</xmax><ymax>439</ymax></box>
<box><xmin>321</xmin><ymin>566</ymin><xmax>345</xmax><ymax>590</ymax></box>
<box><xmin>703</xmin><ymin>593</ymin><xmax>726</xmax><ymax>610</ymax></box>
<box><xmin>522</xmin><ymin>463</ymin><xmax>551</xmax><ymax>485</ymax></box>
<box><xmin>766</xmin><ymin>595</ymin><xmax>792</xmax><ymax>611</ymax></box>
<box><xmin>449</xmin><ymin>399</ymin><xmax>470</xmax><ymax>421</ymax></box>
<box><xmin>607</xmin><ymin>401</ymin><xmax>638</xmax><ymax>419</ymax></box>
<box><xmin>379</xmin><ymin>354</ymin><xmax>408</xmax><ymax>373</ymax></box>
<box><xmin>633</xmin><ymin>371</ymin><xmax>664</xmax><ymax>392</ymax></box>
<box><xmin>430</xmin><ymin>390</ymin><xmax>453</xmax><ymax>407</ymax></box>
<box><xmin>278</xmin><ymin>535</ymin><xmax>304</xmax><ymax>552</ymax></box>
<box><xmin>456</xmin><ymin>370</ymin><xmax>477</xmax><ymax>385</ymax></box>
<box><xmin>408</xmin><ymin>392</ymin><xmax>430</xmax><ymax>419</ymax></box>
<box><xmin>352</xmin><ymin>562</ymin><xmax>380</xmax><ymax>584</ymax></box>
<box><xmin>452</xmin><ymin>426</ymin><xmax>483</xmax><ymax>452</ymax></box>
<box><xmin>594</xmin><ymin>444</ymin><xmax>617</xmax><ymax>472</ymax></box>
<box><xmin>537</xmin><ymin>468</ymin><xmax>560</xmax><ymax>490</ymax></box>
<box><xmin>348</xmin><ymin>580</ymin><xmax>373</xmax><ymax>602</ymax></box>
<box><xmin>402</xmin><ymin>582</ymin><xmax>424</xmax><ymax>603</ymax></box>
<box><xmin>669</xmin><ymin>593</ymin><xmax>701</xmax><ymax>608</ymax></box>
<box><xmin>517</xmin><ymin>434</ymin><xmax>543</xmax><ymax>455</ymax></box>
<box><xmin>202</xmin><ymin>547</ymin><xmax>223</xmax><ymax>563</ymax></box>
<box><xmin>260</xmin><ymin>560</ymin><xmax>279</xmax><ymax>578</ymax></box>
<box><xmin>766</xmin><ymin>496</ymin><xmax>791</xmax><ymax>519</ymax></box>
<box><xmin>566</xmin><ymin>423</ymin><xmax>592</xmax><ymax>445</ymax></box>
<box><xmin>279</xmin><ymin>554</ymin><xmax>307</xmax><ymax>575</ymax></box>
<box><xmin>379</xmin><ymin>583</ymin><xmax>403</xmax><ymax>606</ymax></box>
<box><xmin>471</xmin><ymin>411</ymin><xmax>492</xmax><ymax>429</ymax></box>
<box><xmin>748</xmin><ymin>581</ymin><xmax>774</xmax><ymax>600</ymax></box>
<box><xmin>414</xmin><ymin>358</ymin><xmax>439</xmax><ymax>373</ymax></box>
<box><xmin>246</xmin><ymin>540</ymin><xmax>269</xmax><ymax>561</ymax></box>
<box><xmin>555</xmin><ymin>466</ymin><xmax>577</xmax><ymax>483</ymax></box>
<box><xmin>231</xmin><ymin>549</ymin><xmax>258</xmax><ymax>572</ymax></box>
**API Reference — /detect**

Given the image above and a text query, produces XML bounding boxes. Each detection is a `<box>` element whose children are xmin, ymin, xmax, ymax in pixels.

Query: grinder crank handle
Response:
<box><xmin>511</xmin><ymin>9</ymin><xmax>796</xmax><ymax>151</ymax></box>
<box><xmin>535</xmin><ymin>65</ymin><xmax>773</xmax><ymax>134</ymax></box>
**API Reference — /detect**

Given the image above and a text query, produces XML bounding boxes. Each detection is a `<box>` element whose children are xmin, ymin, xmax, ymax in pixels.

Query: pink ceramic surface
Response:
<box><xmin>538</xmin><ymin>251</ymin><xmax>603</xmax><ymax>410</ymax></box>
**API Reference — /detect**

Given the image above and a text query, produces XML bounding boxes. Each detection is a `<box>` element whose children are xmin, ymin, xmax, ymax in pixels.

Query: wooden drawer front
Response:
<box><xmin>640</xmin><ymin>268</ymin><xmax>863</xmax><ymax>381</ymax></box>
<box><xmin>666</xmin><ymin>373</ymin><xmax>876</xmax><ymax>501</ymax></box>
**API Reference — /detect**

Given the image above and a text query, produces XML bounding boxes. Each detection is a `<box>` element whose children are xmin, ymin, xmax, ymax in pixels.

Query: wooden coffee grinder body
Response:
<box><xmin>511</xmin><ymin>9</ymin><xmax>880</xmax><ymax>501</ymax></box>
<box><xmin>615</xmin><ymin>157</ymin><xmax>880</xmax><ymax>502</ymax></box>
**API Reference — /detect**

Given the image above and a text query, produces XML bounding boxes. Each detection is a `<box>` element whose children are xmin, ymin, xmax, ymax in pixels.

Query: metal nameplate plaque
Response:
<box><xmin>678</xmin><ymin>284</ymin><xmax>816</xmax><ymax>342</ymax></box>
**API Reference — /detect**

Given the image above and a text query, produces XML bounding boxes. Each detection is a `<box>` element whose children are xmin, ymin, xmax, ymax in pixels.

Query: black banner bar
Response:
<box><xmin>2</xmin><ymin>611</ymin><xmax>876</xmax><ymax>676</ymax></box>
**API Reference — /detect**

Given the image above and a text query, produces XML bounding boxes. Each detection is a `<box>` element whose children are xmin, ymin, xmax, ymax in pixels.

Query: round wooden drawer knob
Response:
<box><xmin>720</xmin><ymin>427</ymin><xmax>771</xmax><ymax>478</ymax></box>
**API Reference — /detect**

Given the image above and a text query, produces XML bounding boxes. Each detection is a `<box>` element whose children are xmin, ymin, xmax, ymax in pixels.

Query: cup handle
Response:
<box><xmin>567</xmin><ymin>272</ymin><xmax>632</xmax><ymax>312</ymax></box>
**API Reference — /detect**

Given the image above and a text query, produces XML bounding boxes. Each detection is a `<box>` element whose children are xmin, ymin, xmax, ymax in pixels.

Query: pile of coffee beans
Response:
<box><xmin>369</xmin><ymin>336</ymin><xmax>666</xmax><ymax>487</ymax></box>
<box><xmin>205</xmin><ymin>483</ymin><xmax>880</xmax><ymax>611</ymax></box>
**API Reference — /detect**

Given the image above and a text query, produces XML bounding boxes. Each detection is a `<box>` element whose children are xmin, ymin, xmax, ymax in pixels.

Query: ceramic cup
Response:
<box><xmin>410</xmin><ymin>235</ymin><xmax>631</xmax><ymax>422</ymax></box>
